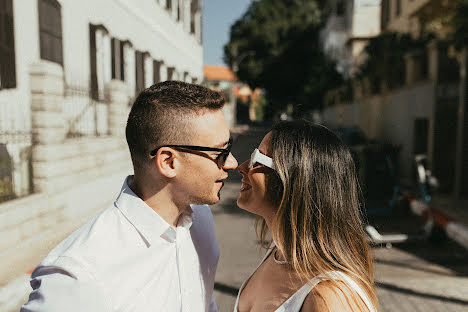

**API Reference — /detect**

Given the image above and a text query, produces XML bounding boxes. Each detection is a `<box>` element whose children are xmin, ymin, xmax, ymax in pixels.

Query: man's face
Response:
<box><xmin>173</xmin><ymin>109</ymin><xmax>238</xmax><ymax>205</ymax></box>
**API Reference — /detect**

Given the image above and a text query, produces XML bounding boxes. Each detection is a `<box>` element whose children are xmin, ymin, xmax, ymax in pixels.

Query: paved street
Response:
<box><xmin>212</xmin><ymin>126</ymin><xmax>468</xmax><ymax>312</ymax></box>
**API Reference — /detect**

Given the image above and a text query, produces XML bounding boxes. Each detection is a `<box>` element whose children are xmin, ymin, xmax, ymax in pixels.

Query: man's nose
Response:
<box><xmin>223</xmin><ymin>153</ymin><xmax>238</xmax><ymax>170</ymax></box>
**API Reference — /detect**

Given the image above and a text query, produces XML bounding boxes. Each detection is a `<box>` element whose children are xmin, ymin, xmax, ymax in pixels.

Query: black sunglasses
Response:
<box><xmin>150</xmin><ymin>137</ymin><xmax>233</xmax><ymax>167</ymax></box>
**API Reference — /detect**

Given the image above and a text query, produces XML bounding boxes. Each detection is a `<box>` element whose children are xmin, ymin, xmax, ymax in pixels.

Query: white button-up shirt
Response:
<box><xmin>21</xmin><ymin>176</ymin><xmax>220</xmax><ymax>312</ymax></box>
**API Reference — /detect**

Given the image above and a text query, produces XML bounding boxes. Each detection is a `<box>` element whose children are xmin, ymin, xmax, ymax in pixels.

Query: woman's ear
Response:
<box><xmin>154</xmin><ymin>147</ymin><xmax>178</xmax><ymax>178</ymax></box>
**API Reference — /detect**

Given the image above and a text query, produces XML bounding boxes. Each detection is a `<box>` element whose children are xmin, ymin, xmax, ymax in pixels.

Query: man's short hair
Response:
<box><xmin>125</xmin><ymin>81</ymin><xmax>225</xmax><ymax>170</ymax></box>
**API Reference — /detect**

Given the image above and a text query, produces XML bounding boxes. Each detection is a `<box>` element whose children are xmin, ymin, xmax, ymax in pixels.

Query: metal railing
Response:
<box><xmin>64</xmin><ymin>84</ymin><xmax>109</xmax><ymax>138</ymax></box>
<box><xmin>0</xmin><ymin>133</ymin><xmax>32</xmax><ymax>203</ymax></box>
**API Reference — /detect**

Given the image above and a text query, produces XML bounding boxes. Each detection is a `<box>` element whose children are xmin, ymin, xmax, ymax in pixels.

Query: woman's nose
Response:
<box><xmin>238</xmin><ymin>159</ymin><xmax>249</xmax><ymax>175</ymax></box>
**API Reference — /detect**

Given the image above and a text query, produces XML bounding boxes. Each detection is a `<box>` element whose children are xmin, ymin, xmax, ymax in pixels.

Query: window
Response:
<box><xmin>166</xmin><ymin>0</ymin><xmax>172</xmax><ymax>10</ymax></box>
<box><xmin>413</xmin><ymin>119</ymin><xmax>428</xmax><ymax>155</ymax></box>
<box><xmin>89</xmin><ymin>25</ymin><xmax>98</xmax><ymax>100</ymax></box>
<box><xmin>336</xmin><ymin>0</ymin><xmax>345</xmax><ymax>16</ymax></box>
<box><xmin>0</xmin><ymin>0</ymin><xmax>16</xmax><ymax>89</ymax></box>
<box><xmin>167</xmin><ymin>67</ymin><xmax>175</xmax><ymax>81</ymax></box>
<box><xmin>89</xmin><ymin>24</ymin><xmax>110</xmax><ymax>100</ymax></box>
<box><xmin>381</xmin><ymin>0</ymin><xmax>390</xmax><ymax>29</ymax></box>
<box><xmin>38</xmin><ymin>0</ymin><xmax>63</xmax><ymax>65</ymax></box>
<box><xmin>111</xmin><ymin>38</ymin><xmax>125</xmax><ymax>81</ymax></box>
<box><xmin>190</xmin><ymin>0</ymin><xmax>196</xmax><ymax>34</ymax></box>
<box><xmin>153</xmin><ymin>60</ymin><xmax>162</xmax><ymax>84</ymax></box>
<box><xmin>135</xmin><ymin>51</ymin><xmax>145</xmax><ymax>94</ymax></box>
<box><xmin>177</xmin><ymin>0</ymin><xmax>181</xmax><ymax>21</ymax></box>
<box><xmin>395</xmin><ymin>0</ymin><xmax>401</xmax><ymax>17</ymax></box>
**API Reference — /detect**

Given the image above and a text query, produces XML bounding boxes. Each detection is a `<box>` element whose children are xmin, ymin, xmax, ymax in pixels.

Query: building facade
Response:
<box><xmin>320</xmin><ymin>0</ymin><xmax>381</xmax><ymax>78</ymax></box>
<box><xmin>380</xmin><ymin>0</ymin><xmax>456</xmax><ymax>38</ymax></box>
<box><xmin>0</xmin><ymin>0</ymin><xmax>203</xmax><ymax>201</ymax></box>
<box><xmin>0</xmin><ymin>1</ymin><xmax>204</xmax><ymax>308</ymax></box>
<box><xmin>322</xmin><ymin>0</ymin><xmax>467</xmax><ymax>198</ymax></box>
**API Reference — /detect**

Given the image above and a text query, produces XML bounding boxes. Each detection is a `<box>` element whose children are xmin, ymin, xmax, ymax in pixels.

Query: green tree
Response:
<box><xmin>224</xmin><ymin>0</ymin><xmax>342</xmax><ymax>118</ymax></box>
<box><xmin>452</xmin><ymin>0</ymin><xmax>468</xmax><ymax>49</ymax></box>
<box><xmin>358</xmin><ymin>32</ymin><xmax>432</xmax><ymax>92</ymax></box>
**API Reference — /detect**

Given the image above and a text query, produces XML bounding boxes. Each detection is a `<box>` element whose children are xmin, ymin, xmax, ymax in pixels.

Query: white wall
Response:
<box><xmin>0</xmin><ymin>0</ymin><xmax>203</xmax><ymax>105</ymax></box>
<box><xmin>322</xmin><ymin>82</ymin><xmax>436</xmax><ymax>183</ymax></box>
<box><xmin>0</xmin><ymin>0</ymin><xmax>203</xmax><ymax>206</ymax></box>
<box><xmin>0</xmin><ymin>0</ymin><xmax>40</xmax><ymax>136</ymax></box>
<box><xmin>60</xmin><ymin>0</ymin><xmax>203</xmax><ymax>85</ymax></box>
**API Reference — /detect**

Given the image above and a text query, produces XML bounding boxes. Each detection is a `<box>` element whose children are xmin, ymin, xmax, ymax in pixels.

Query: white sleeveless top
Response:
<box><xmin>233</xmin><ymin>244</ymin><xmax>376</xmax><ymax>312</ymax></box>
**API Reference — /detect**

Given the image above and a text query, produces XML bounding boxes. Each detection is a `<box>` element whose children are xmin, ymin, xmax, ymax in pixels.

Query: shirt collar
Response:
<box><xmin>114</xmin><ymin>176</ymin><xmax>195</xmax><ymax>245</ymax></box>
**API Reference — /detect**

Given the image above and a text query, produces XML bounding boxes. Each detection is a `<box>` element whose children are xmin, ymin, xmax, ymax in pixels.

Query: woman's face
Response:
<box><xmin>237</xmin><ymin>132</ymin><xmax>276</xmax><ymax>219</ymax></box>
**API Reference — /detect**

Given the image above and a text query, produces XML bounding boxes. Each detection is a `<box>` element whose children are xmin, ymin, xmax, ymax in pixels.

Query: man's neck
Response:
<box><xmin>129</xmin><ymin>175</ymin><xmax>186</xmax><ymax>227</ymax></box>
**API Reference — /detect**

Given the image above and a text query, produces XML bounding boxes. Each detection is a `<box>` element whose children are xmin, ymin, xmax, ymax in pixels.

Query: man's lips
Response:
<box><xmin>216</xmin><ymin>178</ymin><xmax>227</xmax><ymax>188</ymax></box>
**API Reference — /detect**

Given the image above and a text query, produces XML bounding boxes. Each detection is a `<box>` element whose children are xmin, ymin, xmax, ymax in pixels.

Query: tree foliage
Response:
<box><xmin>358</xmin><ymin>32</ymin><xmax>432</xmax><ymax>91</ymax></box>
<box><xmin>452</xmin><ymin>0</ymin><xmax>468</xmax><ymax>49</ymax></box>
<box><xmin>224</xmin><ymin>0</ymin><xmax>342</xmax><ymax>117</ymax></box>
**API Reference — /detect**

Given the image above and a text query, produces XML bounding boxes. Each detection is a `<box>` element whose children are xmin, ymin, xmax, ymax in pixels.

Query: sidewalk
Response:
<box><xmin>410</xmin><ymin>195</ymin><xmax>468</xmax><ymax>250</ymax></box>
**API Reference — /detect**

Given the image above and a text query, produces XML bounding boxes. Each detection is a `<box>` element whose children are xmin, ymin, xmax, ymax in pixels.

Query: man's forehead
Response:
<box><xmin>186</xmin><ymin>110</ymin><xmax>230</xmax><ymax>145</ymax></box>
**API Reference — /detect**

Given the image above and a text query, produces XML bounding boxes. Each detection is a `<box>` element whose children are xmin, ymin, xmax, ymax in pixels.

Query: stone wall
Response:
<box><xmin>0</xmin><ymin>61</ymin><xmax>132</xmax><ymax>286</ymax></box>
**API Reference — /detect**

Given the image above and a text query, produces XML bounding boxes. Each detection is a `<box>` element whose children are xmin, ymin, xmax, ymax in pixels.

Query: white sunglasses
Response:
<box><xmin>249</xmin><ymin>148</ymin><xmax>275</xmax><ymax>170</ymax></box>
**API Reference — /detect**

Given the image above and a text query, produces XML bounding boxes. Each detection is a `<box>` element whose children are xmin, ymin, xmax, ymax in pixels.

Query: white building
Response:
<box><xmin>320</xmin><ymin>0</ymin><xmax>381</xmax><ymax>78</ymax></box>
<box><xmin>0</xmin><ymin>1</ymin><xmax>203</xmax><ymax>308</ymax></box>
<box><xmin>0</xmin><ymin>0</ymin><xmax>203</xmax><ymax>200</ymax></box>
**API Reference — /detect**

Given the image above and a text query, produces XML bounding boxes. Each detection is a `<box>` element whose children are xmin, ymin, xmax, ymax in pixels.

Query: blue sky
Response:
<box><xmin>203</xmin><ymin>0</ymin><xmax>253</xmax><ymax>66</ymax></box>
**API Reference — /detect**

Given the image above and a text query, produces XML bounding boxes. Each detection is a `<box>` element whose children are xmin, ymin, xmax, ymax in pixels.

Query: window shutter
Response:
<box><xmin>0</xmin><ymin>0</ymin><xmax>16</xmax><ymax>89</ymax></box>
<box><xmin>381</xmin><ymin>0</ymin><xmax>389</xmax><ymax>29</ymax></box>
<box><xmin>177</xmin><ymin>0</ymin><xmax>181</xmax><ymax>21</ymax></box>
<box><xmin>190</xmin><ymin>0</ymin><xmax>195</xmax><ymax>33</ymax></box>
<box><xmin>135</xmin><ymin>51</ymin><xmax>145</xmax><ymax>94</ymax></box>
<box><xmin>38</xmin><ymin>0</ymin><xmax>63</xmax><ymax>65</ymax></box>
<box><xmin>120</xmin><ymin>41</ymin><xmax>125</xmax><ymax>81</ymax></box>
<box><xmin>89</xmin><ymin>24</ymin><xmax>98</xmax><ymax>100</ymax></box>
<box><xmin>167</xmin><ymin>67</ymin><xmax>174</xmax><ymax>81</ymax></box>
<box><xmin>111</xmin><ymin>38</ymin><xmax>122</xmax><ymax>80</ymax></box>
<box><xmin>153</xmin><ymin>60</ymin><xmax>161</xmax><ymax>84</ymax></box>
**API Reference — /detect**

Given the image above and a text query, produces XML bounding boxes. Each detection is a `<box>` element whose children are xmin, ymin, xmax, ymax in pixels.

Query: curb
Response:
<box><xmin>409</xmin><ymin>199</ymin><xmax>468</xmax><ymax>250</ymax></box>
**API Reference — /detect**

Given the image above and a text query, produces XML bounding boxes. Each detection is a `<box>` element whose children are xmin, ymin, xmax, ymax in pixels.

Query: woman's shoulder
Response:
<box><xmin>301</xmin><ymin>280</ymin><xmax>368</xmax><ymax>312</ymax></box>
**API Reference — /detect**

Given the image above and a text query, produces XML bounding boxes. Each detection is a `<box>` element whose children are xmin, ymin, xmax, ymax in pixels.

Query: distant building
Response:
<box><xmin>320</xmin><ymin>0</ymin><xmax>381</xmax><ymax>78</ymax></box>
<box><xmin>203</xmin><ymin>65</ymin><xmax>237</xmax><ymax>127</ymax></box>
<box><xmin>380</xmin><ymin>0</ymin><xmax>457</xmax><ymax>38</ymax></box>
<box><xmin>322</xmin><ymin>0</ymin><xmax>467</xmax><ymax>198</ymax></box>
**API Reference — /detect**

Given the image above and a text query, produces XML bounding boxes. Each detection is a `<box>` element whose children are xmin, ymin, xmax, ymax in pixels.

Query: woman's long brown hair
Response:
<box><xmin>257</xmin><ymin>120</ymin><xmax>378</xmax><ymax>309</ymax></box>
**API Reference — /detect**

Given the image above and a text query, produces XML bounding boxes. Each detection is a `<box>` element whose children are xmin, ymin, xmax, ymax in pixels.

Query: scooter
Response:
<box><xmin>365</xmin><ymin>154</ymin><xmax>438</xmax><ymax>247</ymax></box>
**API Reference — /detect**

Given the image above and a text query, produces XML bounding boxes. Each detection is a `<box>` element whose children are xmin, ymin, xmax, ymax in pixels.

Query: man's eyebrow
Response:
<box><xmin>214</xmin><ymin>137</ymin><xmax>231</xmax><ymax>148</ymax></box>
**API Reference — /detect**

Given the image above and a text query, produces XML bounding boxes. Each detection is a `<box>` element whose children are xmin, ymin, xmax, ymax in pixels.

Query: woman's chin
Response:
<box><xmin>236</xmin><ymin>197</ymin><xmax>245</xmax><ymax>209</ymax></box>
<box><xmin>236</xmin><ymin>197</ymin><xmax>250</xmax><ymax>211</ymax></box>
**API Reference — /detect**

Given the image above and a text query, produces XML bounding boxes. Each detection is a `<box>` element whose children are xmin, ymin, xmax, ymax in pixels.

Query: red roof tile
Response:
<box><xmin>204</xmin><ymin>65</ymin><xmax>237</xmax><ymax>82</ymax></box>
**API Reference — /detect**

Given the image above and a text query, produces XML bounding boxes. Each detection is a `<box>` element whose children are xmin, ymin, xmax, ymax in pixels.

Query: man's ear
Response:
<box><xmin>154</xmin><ymin>148</ymin><xmax>179</xmax><ymax>178</ymax></box>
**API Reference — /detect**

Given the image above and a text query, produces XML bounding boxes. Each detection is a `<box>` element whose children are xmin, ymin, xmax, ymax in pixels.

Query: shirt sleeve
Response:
<box><xmin>208</xmin><ymin>295</ymin><xmax>218</xmax><ymax>312</ymax></box>
<box><xmin>20</xmin><ymin>266</ymin><xmax>110</xmax><ymax>312</ymax></box>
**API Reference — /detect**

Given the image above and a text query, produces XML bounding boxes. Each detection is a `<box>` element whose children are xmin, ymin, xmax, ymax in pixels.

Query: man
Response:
<box><xmin>21</xmin><ymin>81</ymin><xmax>238</xmax><ymax>311</ymax></box>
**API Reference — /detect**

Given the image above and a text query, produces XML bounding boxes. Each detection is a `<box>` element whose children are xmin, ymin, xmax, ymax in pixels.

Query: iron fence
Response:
<box><xmin>64</xmin><ymin>84</ymin><xmax>109</xmax><ymax>137</ymax></box>
<box><xmin>0</xmin><ymin>132</ymin><xmax>32</xmax><ymax>203</ymax></box>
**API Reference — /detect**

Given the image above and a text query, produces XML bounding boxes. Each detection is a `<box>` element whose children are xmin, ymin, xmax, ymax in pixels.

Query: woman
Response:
<box><xmin>235</xmin><ymin>120</ymin><xmax>377</xmax><ymax>312</ymax></box>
